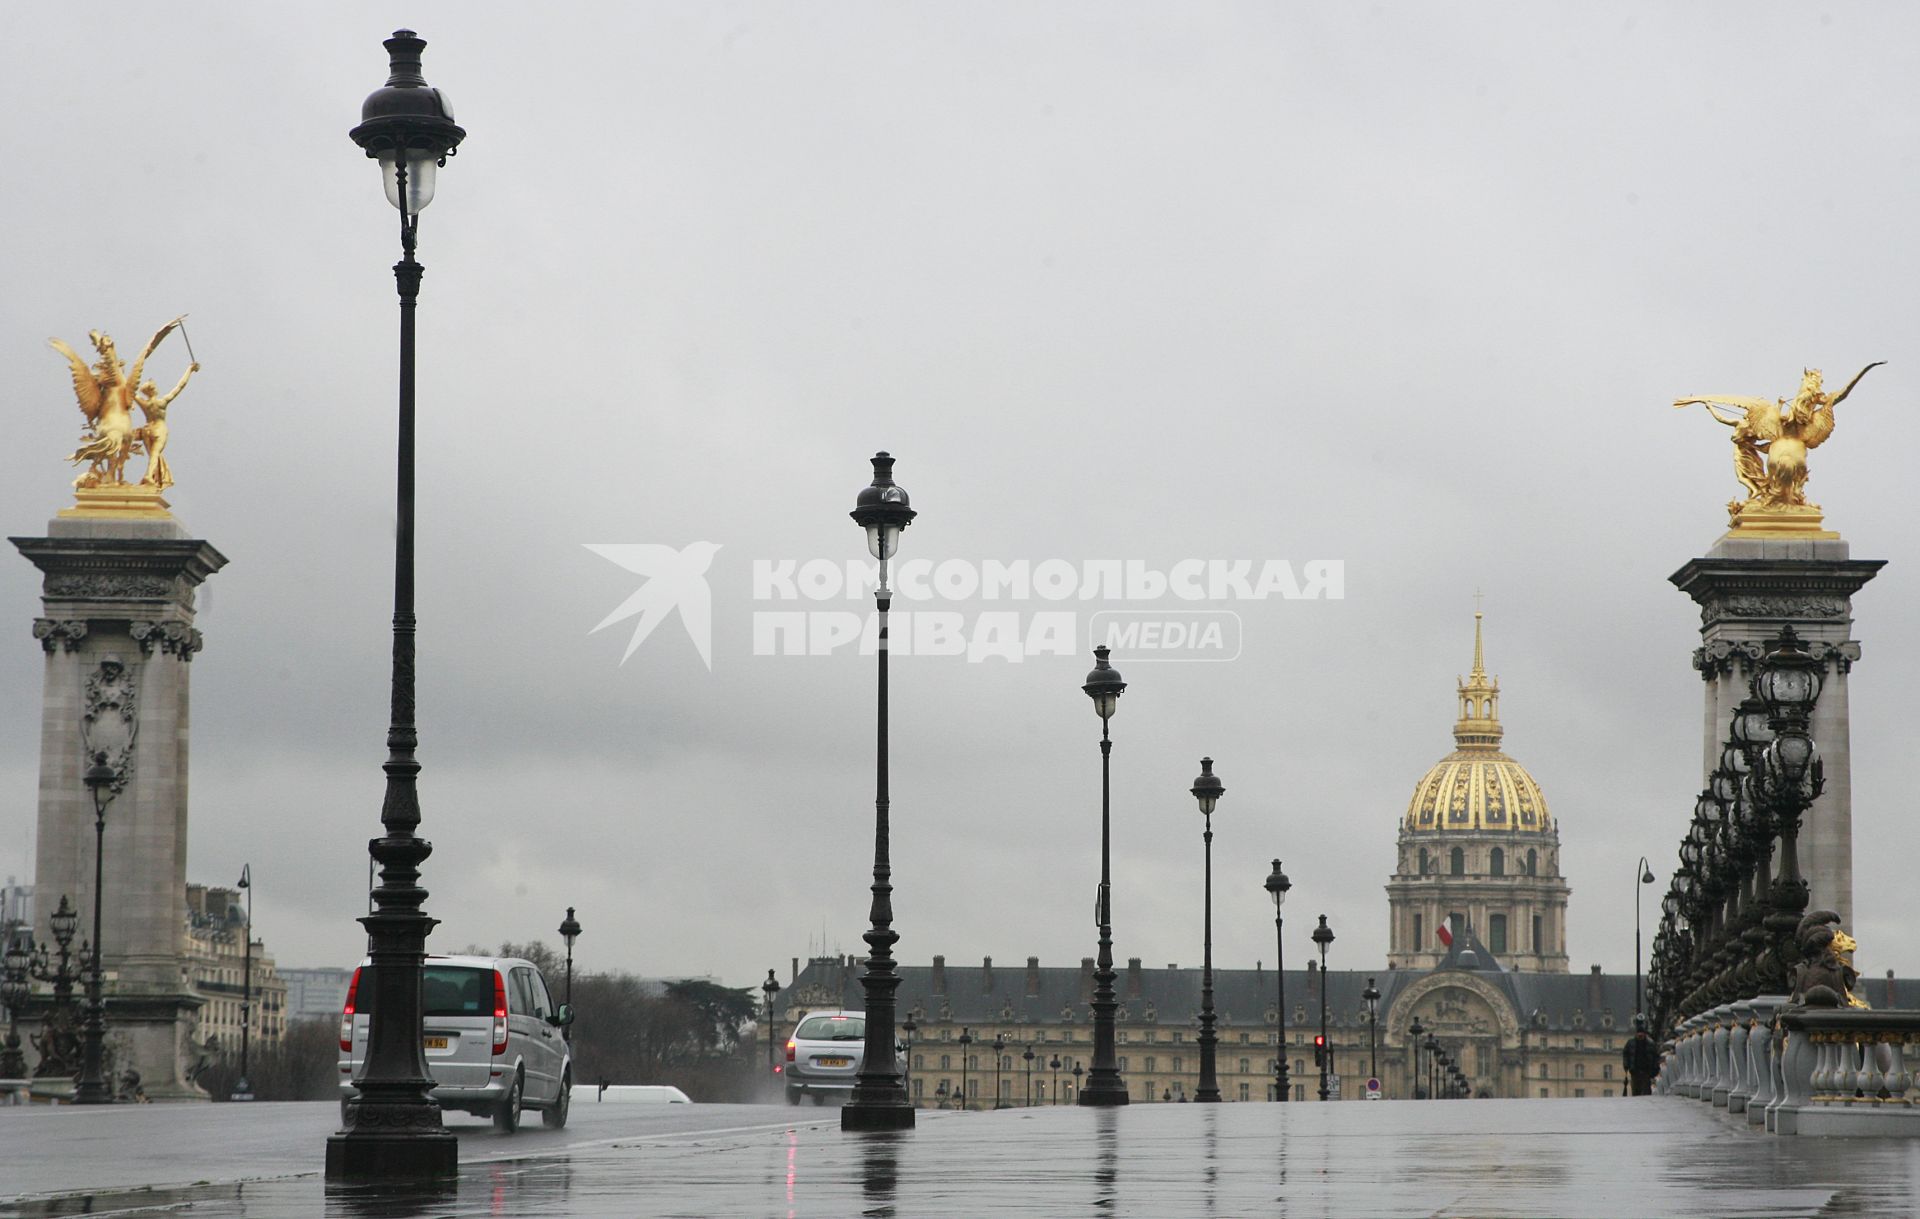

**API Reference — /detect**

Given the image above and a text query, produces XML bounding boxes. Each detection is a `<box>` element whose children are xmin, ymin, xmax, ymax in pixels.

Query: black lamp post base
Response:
<box><xmin>325</xmin><ymin>1129</ymin><xmax>458</xmax><ymax>1181</ymax></box>
<box><xmin>841</xmin><ymin>1100</ymin><xmax>916</xmax><ymax>1131</ymax></box>
<box><xmin>1077</xmin><ymin>1079</ymin><xmax>1130</xmax><ymax>1107</ymax></box>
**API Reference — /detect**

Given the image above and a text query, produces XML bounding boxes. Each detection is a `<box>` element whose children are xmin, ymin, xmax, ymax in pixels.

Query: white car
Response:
<box><xmin>784</xmin><ymin>1009</ymin><xmax>866</xmax><ymax>1104</ymax></box>
<box><xmin>338</xmin><ymin>953</ymin><xmax>574</xmax><ymax>1132</ymax></box>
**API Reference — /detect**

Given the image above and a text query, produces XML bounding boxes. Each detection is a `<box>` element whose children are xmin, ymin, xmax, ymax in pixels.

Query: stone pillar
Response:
<box><xmin>1670</xmin><ymin>535</ymin><xmax>1882</xmax><ymax>930</ymax></box>
<box><xmin>11</xmin><ymin>515</ymin><xmax>226</xmax><ymax>1101</ymax></box>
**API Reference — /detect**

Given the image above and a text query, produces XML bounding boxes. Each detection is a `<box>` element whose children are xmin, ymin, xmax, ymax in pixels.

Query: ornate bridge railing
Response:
<box><xmin>1661</xmin><ymin>1004</ymin><xmax>1920</xmax><ymax>1136</ymax></box>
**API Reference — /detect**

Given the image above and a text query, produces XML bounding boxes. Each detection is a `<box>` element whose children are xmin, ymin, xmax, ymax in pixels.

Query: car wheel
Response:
<box><xmin>543</xmin><ymin>1071</ymin><xmax>570</xmax><ymax>1129</ymax></box>
<box><xmin>785</xmin><ymin>1086</ymin><xmax>801</xmax><ymax>1106</ymax></box>
<box><xmin>494</xmin><ymin>1070</ymin><xmax>523</xmax><ymax>1133</ymax></box>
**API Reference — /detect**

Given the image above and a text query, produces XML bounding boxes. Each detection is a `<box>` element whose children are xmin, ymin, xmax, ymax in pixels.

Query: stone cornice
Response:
<box><xmin>10</xmin><ymin>537</ymin><xmax>227</xmax><ymax>612</ymax></box>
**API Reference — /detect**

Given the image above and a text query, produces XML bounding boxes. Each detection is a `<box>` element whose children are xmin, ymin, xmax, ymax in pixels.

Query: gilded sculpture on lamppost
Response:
<box><xmin>1674</xmin><ymin>362</ymin><xmax>1883</xmax><ymax>536</ymax></box>
<box><xmin>49</xmin><ymin>318</ymin><xmax>199</xmax><ymax>518</ymax></box>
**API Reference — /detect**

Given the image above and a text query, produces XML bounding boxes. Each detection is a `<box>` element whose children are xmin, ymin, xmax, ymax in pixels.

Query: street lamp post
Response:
<box><xmin>73</xmin><ymin>752</ymin><xmax>119</xmax><ymax>1105</ymax></box>
<box><xmin>1</xmin><ymin>942</ymin><xmax>29</xmax><ymax>1080</ymax></box>
<box><xmin>1264</xmin><ymin>860</ymin><xmax>1291</xmax><ymax>1101</ymax></box>
<box><xmin>1634</xmin><ymin>857</ymin><xmax>1654</xmax><ymax>1017</ymax></box>
<box><xmin>992</xmin><ymin>1034</ymin><xmax>1007</xmax><ymax>1109</ymax></box>
<box><xmin>1079</xmin><ymin>646</ymin><xmax>1130</xmax><ymax>1106</ymax></box>
<box><xmin>957</xmin><ymin>1027</ymin><xmax>972</xmax><ymax>1110</ymax></box>
<box><xmin>1311</xmin><ymin>915</ymin><xmax>1334</xmax><ymax>1101</ymax></box>
<box><xmin>1190</xmin><ymin>758</ymin><xmax>1224</xmax><ymax>1103</ymax></box>
<box><xmin>1424</xmin><ymin>1033</ymin><xmax>1440</xmax><ymax>1101</ymax></box>
<box><xmin>232</xmin><ymin>864</ymin><xmax>254</xmax><ymax>1101</ymax></box>
<box><xmin>761</xmin><ymin>969</ymin><xmax>781</xmax><ymax>1080</ymax></box>
<box><xmin>23</xmin><ymin>898</ymin><xmax>82</xmax><ymax>1080</ymax></box>
<box><xmin>1408</xmin><ymin>1016</ymin><xmax>1426</xmax><ymax>1099</ymax></box>
<box><xmin>1071</xmin><ymin>1060</ymin><xmax>1085</xmax><ymax>1103</ymax></box>
<box><xmin>1022</xmin><ymin>1044</ymin><xmax>1035</xmax><ymax>1106</ymax></box>
<box><xmin>1049</xmin><ymin>1053</ymin><xmax>1061</xmax><ymax>1104</ymax></box>
<box><xmin>843</xmin><ymin>452</ymin><xmax>917</xmax><ymax>1133</ymax></box>
<box><xmin>327</xmin><ymin>28</ymin><xmax>466</xmax><ymax>1181</ymax></box>
<box><xmin>559</xmin><ymin>908</ymin><xmax>582</xmax><ymax>1042</ymax></box>
<box><xmin>1362</xmin><ymin>977</ymin><xmax>1380</xmax><ymax>1085</ymax></box>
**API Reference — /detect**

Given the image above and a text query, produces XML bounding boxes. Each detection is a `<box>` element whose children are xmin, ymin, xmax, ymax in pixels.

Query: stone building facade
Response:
<box><xmin>184</xmin><ymin>883</ymin><xmax>287</xmax><ymax>1062</ymax></box>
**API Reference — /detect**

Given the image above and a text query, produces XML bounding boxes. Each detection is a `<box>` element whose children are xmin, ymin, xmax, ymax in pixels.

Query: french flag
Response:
<box><xmin>1436</xmin><ymin>923</ymin><xmax>1454</xmax><ymax>948</ymax></box>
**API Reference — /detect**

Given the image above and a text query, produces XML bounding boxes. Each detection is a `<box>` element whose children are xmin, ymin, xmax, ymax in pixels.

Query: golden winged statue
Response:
<box><xmin>1674</xmin><ymin>363</ymin><xmax>1883</xmax><ymax>527</ymax></box>
<box><xmin>51</xmin><ymin>318</ymin><xmax>197</xmax><ymax>492</ymax></box>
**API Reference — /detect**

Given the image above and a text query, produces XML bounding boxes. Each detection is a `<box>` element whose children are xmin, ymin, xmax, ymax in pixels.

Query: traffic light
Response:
<box><xmin>1313</xmin><ymin>1033</ymin><xmax>1326</xmax><ymax>1067</ymax></box>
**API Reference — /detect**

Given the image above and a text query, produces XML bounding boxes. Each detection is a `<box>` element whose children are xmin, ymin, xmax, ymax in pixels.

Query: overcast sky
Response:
<box><xmin>3</xmin><ymin>4</ymin><xmax>1917</xmax><ymax>996</ymax></box>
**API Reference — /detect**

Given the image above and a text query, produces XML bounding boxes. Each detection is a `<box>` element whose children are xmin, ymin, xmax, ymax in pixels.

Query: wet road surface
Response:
<box><xmin>2</xmin><ymin>1097</ymin><xmax>1916</xmax><ymax>1217</ymax></box>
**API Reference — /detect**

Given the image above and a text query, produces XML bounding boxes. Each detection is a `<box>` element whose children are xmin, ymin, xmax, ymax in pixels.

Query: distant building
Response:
<box><xmin>0</xmin><ymin>878</ymin><xmax>30</xmax><ymax>950</ymax></box>
<box><xmin>770</xmin><ymin>615</ymin><xmax>1640</xmax><ymax>1104</ymax></box>
<box><xmin>280</xmin><ymin>967</ymin><xmax>355</xmax><ymax>1020</ymax></box>
<box><xmin>184</xmin><ymin>883</ymin><xmax>288</xmax><ymax>1058</ymax></box>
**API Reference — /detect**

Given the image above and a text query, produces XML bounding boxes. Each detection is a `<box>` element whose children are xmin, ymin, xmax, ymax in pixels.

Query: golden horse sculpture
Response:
<box><xmin>1674</xmin><ymin>363</ymin><xmax>1882</xmax><ymax>529</ymax></box>
<box><xmin>51</xmin><ymin>318</ymin><xmax>198</xmax><ymax>492</ymax></box>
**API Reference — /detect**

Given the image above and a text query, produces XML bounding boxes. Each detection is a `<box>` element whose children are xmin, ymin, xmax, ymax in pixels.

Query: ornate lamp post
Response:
<box><xmin>558</xmin><ymin>908</ymin><xmax>582</xmax><ymax>1043</ymax></box>
<box><xmin>761</xmin><ymin>969</ymin><xmax>781</xmax><ymax>1080</ymax></box>
<box><xmin>232</xmin><ymin>864</ymin><xmax>255</xmax><ymax>1101</ymax></box>
<box><xmin>1079</xmin><ymin>646</ymin><xmax>1129</xmax><ymax>1106</ymax></box>
<box><xmin>1264</xmin><ymin>859</ymin><xmax>1291</xmax><ymax>1101</ymax></box>
<box><xmin>1424</xmin><ymin>1034</ymin><xmax>1441</xmax><ymax>1100</ymax></box>
<box><xmin>1311</xmin><ymin>915</ymin><xmax>1334</xmax><ymax>1101</ymax></box>
<box><xmin>1408</xmin><ymin>1015</ymin><xmax>1426</xmax><ymax>1099</ymax></box>
<box><xmin>1</xmin><ymin>943</ymin><xmax>29</xmax><ymax>1080</ymax></box>
<box><xmin>1049</xmin><ymin>1053</ymin><xmax>1061</xmax><ymax>1104</ymax></box>
<box><xmin>73</xmin><ymin>751</ymin><xmax>119</xmax><ymax>1105</ymax></box>
<box><xmin>1022</xmin><ymin>1044</ymin><xmax>1035</xmax><ymax>1106</ymax></box>
<box><xmin>1362</xmin><ymin>977</ymin><xmax>1380</xmax><ymax>1084</ymax></box>
<box><xmin>327</xmin><ymin>28</ymin><xmax>466</xmax><ymax>1180</ymax></box>
<box><xmin>1186</xmin><ymin>758</ymin><xmax>1225</xmax><ymax>1102</ymax></box>
<box><xmin>1753</xmin><ymin>629</ymin><xmax>1823</xmax><ymax>991</ymax></box>
<box><xmin>24</xmin><ymin>897</ymin><xmax>81</xmax><ymax>1080</ymax></box>
<box><xmin>1071</xmin><ymin>1060</ymin><xmax>1085</xmax><ymax>1102</ymax></box>
<box><xmin>843</xmin><ymin>451</ymin><xmax>917</xmax><ymax>1132</ymax></box>
<box><xmin>1633</xmin><ymin>856</ymin><xmax>1655</xmax><ymax>1017</ymax></box>
<box><xmin>992</xmin><ymin>1034</ymin><xmax>1007</xmax><ymax>1109</ymax></box>
<box><xmin>957</xmin><ymin>1027</ymin><xmax>972</xmax><ymax>1111</ymax></box>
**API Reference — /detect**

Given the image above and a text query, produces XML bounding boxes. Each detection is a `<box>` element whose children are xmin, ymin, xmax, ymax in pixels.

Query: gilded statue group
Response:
<box><xmin>1674</xmin><ymin>362</ymin><xmax>1883</xmax><ymax>524</ymax></box>
<box><xmin>52</xmin><ymin>318</ymin><xmax>198</xmax><ymax>492</ymax></box>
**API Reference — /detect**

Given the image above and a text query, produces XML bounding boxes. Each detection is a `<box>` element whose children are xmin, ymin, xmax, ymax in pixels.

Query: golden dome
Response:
<box><xmin>1402</xmin><ymin>613</ymin><xmax>1555</xmax><ymax>835</ymax></box>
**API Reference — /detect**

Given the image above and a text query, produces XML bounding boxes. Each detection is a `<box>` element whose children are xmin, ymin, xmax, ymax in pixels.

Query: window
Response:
<box><xmin>1574</xmin><ymin>1088</ymin><xmax>1586</xmax><ymax>1098</ymax></box>
<box><xmin>1173</xmin><ymin>1057</ymin><xmax>1183</xmax><ymax>1074</ymax></box>
<box><xmin>1145</xmin><ymin>1056</ymin><xmax>1156</xmax><ymax>1072</ymax></box>
<box><xmin>1602</xmin><ymin>1064</ymin><xmax>1613</xmax><ymax>1080</ymax></box>
<box><xmin>1490</xmin><ymin>848</ymin><xmax>1504</xmax><ymax>877</ymax></box>
<box><xmin>1295</xmin><ymin>1084</ymin><xmax>1306</xmax><ymax>1101</ymax></box>
<box><xmin>1240</xmin><ymin>1058</ymin><xmax>1251</xmax><ymax>1074</ymax></box>
<box><xmin>1488</xmin><ymin>914</ymin><xmax>1508</xmax><ymax>956</ymax></box>
<box><xmin>1538</xmin><ymin>1063</ymin><xmax>1548</xmax><ymax>1078</ymax></box>
<box><xmin>1418</xmin><ymin>847</ymin><xmax>1430</xmax><ymax>874</ymax></box>
<box><xmin>913</xmin><ymin>1054</ymin><xmax>923</xmax><ymax>1069</ymax></box>
<box><xmin>1539</xmin><ymin>1087</ymin><xmax>1549</xmax><ymax>1098</ymax></box>
<box><xmin>940</xmin><ymin>1054</ymin><xmax>950</xmax><ymax>1070</ymax></box>
<box><xmin>1119</xmin><ymin>1057</ymin><xmax>1128</xmax><ymax>1071</ymax></box>
<box><xmin>1414</xmin><ymin>913</ymin><xmax>1423</xmax><ymax>946</ymax></box>
<box><xmin>912</xmin><ymin>1078</ymin><xmax>922</xmax><ymax>1098</ymax></box>
<box><xmin>1527</xmin><ymin>848</ymin><xmax>1538</xmax><ymax>876</ymax></box>
<box><xmin>1450</xmin><ymin>847</ymin><xmax>1465</xmax><ymax>876</ymax></box>
<box><xmin>1574</xmin><ymin>1064</ymin><xmax>1585</xmax><ymax>1079</ymax></box>
<box><xmin>1295</xmin><ymin>1059</ymin><xmax>1305</xmax><ymax>1078</ymax></box>
<box><xmin>1533</xmin><ymin>915</ymin><xmax>1543</xmax><ymax>951</ymax></box>
<box><xmin>1239</xmin><ymin>1083</ymin><xmax>1250</xmax><ymax>1101</ymax></box>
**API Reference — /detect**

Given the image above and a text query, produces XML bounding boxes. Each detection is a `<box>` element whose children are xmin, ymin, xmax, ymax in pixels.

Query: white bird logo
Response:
<box><xmin>584</xmin><ymin>542</ymin><xmax>722</xmax><ymax>669</ymax></box>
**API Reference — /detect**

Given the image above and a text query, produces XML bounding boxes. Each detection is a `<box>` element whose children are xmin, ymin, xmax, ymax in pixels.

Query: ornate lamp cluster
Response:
<box><xmin>1647</xmin><ymin>628</ymin><xmax>1824</xmax><ymax>1036</ymax></box>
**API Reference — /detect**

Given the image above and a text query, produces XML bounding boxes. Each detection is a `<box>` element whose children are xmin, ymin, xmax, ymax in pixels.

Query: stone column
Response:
<box><xmin>11</xmin><ymin>515</ymin><xmax>226</xmax><ymax>1101</ymax></box>
<box><xmin>1670</xmin><ymin>535</ymin><xmax>1882</xmax><ymax>930</ymax></box>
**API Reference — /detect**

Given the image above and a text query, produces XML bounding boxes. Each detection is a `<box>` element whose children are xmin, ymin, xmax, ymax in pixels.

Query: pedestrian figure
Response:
<box><xmin>1623</xmin><ymin>1017</ymin><xmax>1659</xmax><ymax>1096</ymax></box>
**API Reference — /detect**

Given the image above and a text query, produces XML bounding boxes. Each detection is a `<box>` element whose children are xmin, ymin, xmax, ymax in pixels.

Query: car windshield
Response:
<box><xmin>795</xmin><ymin>1015</ymin><xmax>865</xmax><ymax>1041</ymax></box>
<box><xmin>356</xmin><ymin>965</ymin><xmax>494</xmax><ymax>1018</ymax></box>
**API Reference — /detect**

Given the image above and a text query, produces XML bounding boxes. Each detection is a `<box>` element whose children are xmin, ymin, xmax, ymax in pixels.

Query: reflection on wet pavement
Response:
<box><xmin>2</xmin><ymin>1099</ymin><xmax>1917</xmax><ymax>1218</ymax></box>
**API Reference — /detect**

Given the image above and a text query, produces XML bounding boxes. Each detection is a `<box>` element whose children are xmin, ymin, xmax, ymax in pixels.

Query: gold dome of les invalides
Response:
<box><xmin>1403</xmin><ymin>613</ymin><xmax>1555</xmax><ymax>836</ymax></box>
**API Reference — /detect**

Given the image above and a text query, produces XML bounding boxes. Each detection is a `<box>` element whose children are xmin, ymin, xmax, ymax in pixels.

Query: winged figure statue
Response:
<box><xmin>51</xmin><ymin>318</ymin><xmax>192</xmax><ymax>490</ymax></box>
<box><xmin>1674</xmin><ymin>362</ymin><xmax>1883</xmax><ymax>523</ymax></box>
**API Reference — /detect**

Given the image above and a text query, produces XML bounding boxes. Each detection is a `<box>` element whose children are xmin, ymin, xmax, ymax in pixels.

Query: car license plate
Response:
<box><xmin>817</xmin><ymin>1056</ymin><xmax>851</xmax><ymax>1067</ymax></box>
<box><xmin>424</xmin><ymin>1036</ymin><xmax>449</xmax><ymax>1050</ymax></box>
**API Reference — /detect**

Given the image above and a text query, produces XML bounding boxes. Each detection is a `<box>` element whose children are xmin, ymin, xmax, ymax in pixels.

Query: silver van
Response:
<box><xmin>338</xmin><ymin>953</ymin><xmax>574</xmax><ymax>1132</ymax></box>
